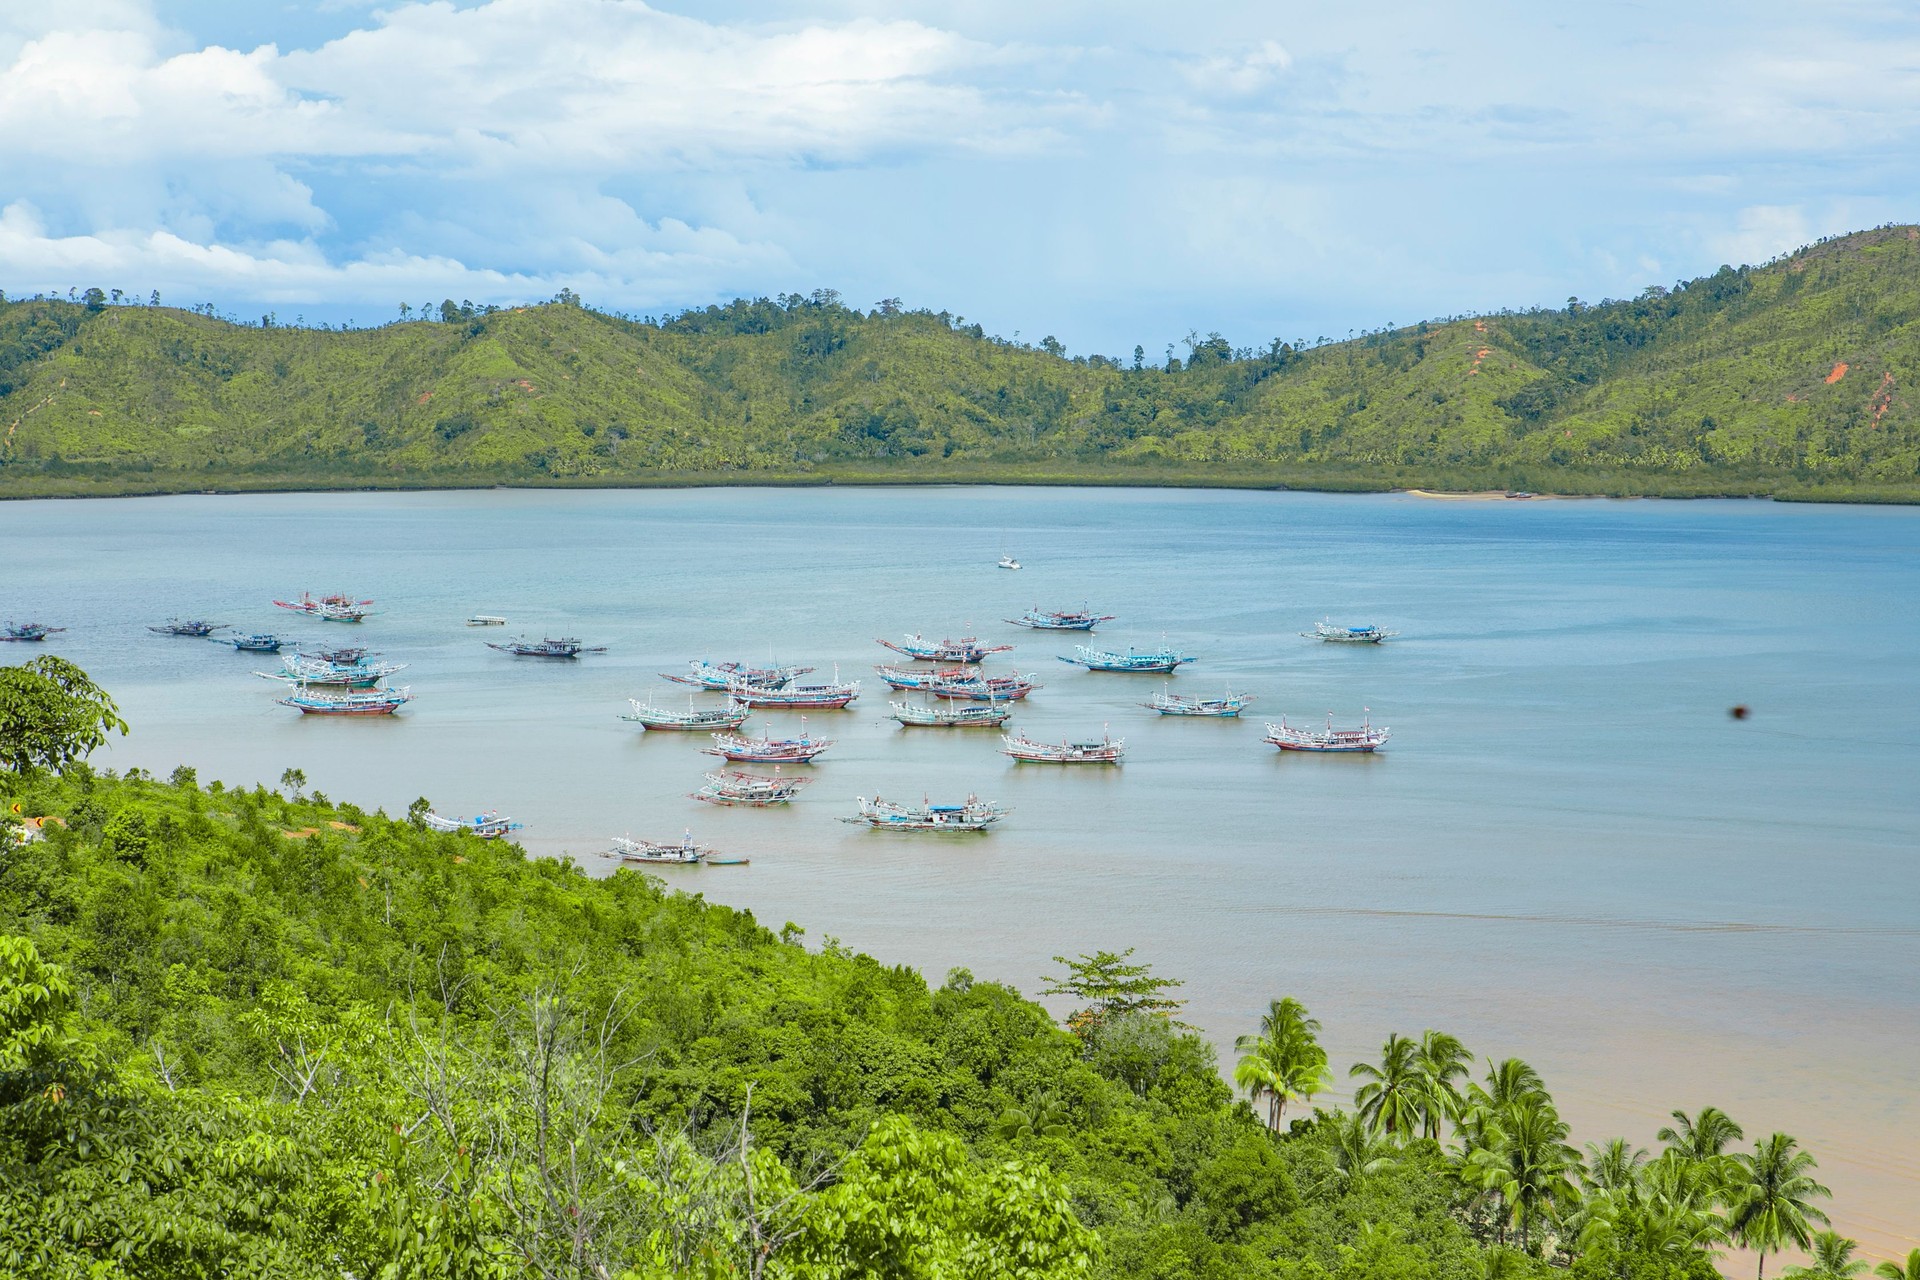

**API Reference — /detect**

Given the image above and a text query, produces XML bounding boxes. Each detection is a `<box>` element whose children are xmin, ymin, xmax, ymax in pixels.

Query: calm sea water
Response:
<box><xmin>4</xmin><ymin>487</ymin><xmax>1916</xmax><ymax>1255</ymax></box>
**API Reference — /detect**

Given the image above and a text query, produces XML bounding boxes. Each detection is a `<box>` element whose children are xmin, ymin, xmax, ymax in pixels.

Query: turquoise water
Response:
<box><xmin>4</xmin><ymin>487</ymin><xmax>1917</xmax><ymax>1253</ymax></box>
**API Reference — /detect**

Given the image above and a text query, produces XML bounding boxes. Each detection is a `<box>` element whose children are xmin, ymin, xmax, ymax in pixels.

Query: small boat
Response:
<box><xmin>1058</xmin><ymin>644</ymin><xmax>1194</xmax><ymax>674</ymax></box>
<box><xmin>466</xmin><ymin>614</ymin><xmax>507</xmax><ymax>627</ymax></box>
<box><xmin>1302</xmin><ymin>620</ymin><xmax>1398</xmax><ymax>644</ymax></box>
<box><xmin>876</xmin><ymin>633</ymin><xmax>1013</xmax><ymax>664</ymax></box>
<box><xmin>703</xmin><ymin>855</ymin><xmax>752</xmax><ymax>866</ymax></box>
<box><xmin>260</xmin><ymin>652</ymin><xmax>408</xmax><ymax>688</ymax></box>
<box><xmin>1006</xmin><ymin>606</ymin><xmax>1114</xmax><ymax>631</ymax></box>
<box><xmin>276</xmin><ymin>686</ymin><xmax>413</xmax><ymax>716</ymax></box>
<box><xmin>998</xmin><ymin>555</ymin><xmax>1021</xmax><ymax>571</ymax></box>
<box><xmin>213</xmin><ymin>633</ymin><xmax>284</xmax><ymax>653</ymax></box>
<box><xmin>661</xmin><ymin>660</ymin><xmax>815</xmax><ymax>691</ymax></box>
<box><xmin>889</xmin><ymin>698</ymin><xmax>1012</xmax><ymax>728</ymax></box>
<box><xmin>703</xmin><ymin>722</ymin><xmax>834</xmax><ymax>763</ymax></box>
<box><xmin>1000</xmin><ymin>730</ymin><xmax>1124</xmax><ymax>764</ymax></box>
<box><xmin>149</xmin><ymin>619</ymin><xmax>227</xmax><ymax>637</ymax></box>
<box><xmin>611</xmin><ymin>832</ymin><xmax>709</xmax><ymax>865</ymax></box>
<box><xmin>725</xmin><ymin>678</ymin><xmax>859</xmax><ymax>709</ymax></box>
<box><xmin>621</xmin><ymin>697</ymin><xmax>752</xmax><ymax>732</ymax></box>
<box><xmin>842</xmin><ymin>794</ymin><xmax>1008</xmax><ymax>831</ymax></box>
<box><xmin>308</xmin><ymin>646</ymin><xmax>370</xmax><ymax>664</ymax></box>
<box><xmin>274</xmin><ymin>592</ymin><xmax>375</xmax><ymax>622</ymax></box>
<box><xmin>1263</xmin><ymin>712</ymin><xmax>1390</xmax><ymax>753</ymax></box>
<box><xmin>487</xmin><ymin>636</ymin><xmax>608</xmax><ymax>659</ymax></box>
<box><xmin>1143</xmin><ymin>687</ymin><xmax>1254</xmax><ymax>717</ymax></box>
<box><xmin>691</xmin><ymin>767</ymin><xmax>811</xmax><ymax>807</ymax></box>
<box><xmin>0</xmin><ymin>622</ymin><xmax>66</xmax><ymax>642</ymax></box>
<box><xmin>424</xmin><ymin>810</ymin><xmax>523</xmax><ymax>838</ymax></box>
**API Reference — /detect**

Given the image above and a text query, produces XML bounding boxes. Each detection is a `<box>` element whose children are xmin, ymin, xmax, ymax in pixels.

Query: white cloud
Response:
<box><xmin>1708</xmin><ymin>204</ymin><xmax>1813</xmax><ymax>268</ymax></box>
<box><xmin>1182</xmin><ymin>40</ymin><xmax>1292</xmax><ymax>96</ymax></box>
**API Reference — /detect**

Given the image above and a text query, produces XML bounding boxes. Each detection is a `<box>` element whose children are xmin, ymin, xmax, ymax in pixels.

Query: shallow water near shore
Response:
<box><xmin>5</xmin><ymin>485</ymin><xmax>1917</xmax><ymax>1257</ymax></box>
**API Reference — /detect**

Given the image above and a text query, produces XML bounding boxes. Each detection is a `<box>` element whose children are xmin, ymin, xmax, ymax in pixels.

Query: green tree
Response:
<box><xmin>1351</xmin><ymin>1032</ymin><xmax>1425</xmax><ymax>1139</ymax></box>
<box><xmin>1874</xmin><ymin>1249</ymin><xmax>1920</xmax><ymax>1280</ymax></box>
<box><xmin>1462</xmin><ymin>1094</ymin><xmax>1582</xmax><ymax>1254</ymax></box>
<box><xmin>0</xmin><ymin>656</ymin><xmax>127</xmax><ymax>774</ymax></box>
<box><xmin>1414</xmin><ymin>1029</ymin><xmax>1473</xmax><ymax>1140</ymax></box>
<box><xmin>1040</xmin><ymin>948</ymin><xmax>1183</xmax><ymax>1035</ymax></box>
<box><xmin>1327</xmin><ymin>1111</ymin><xmax>1399</xmax><ymax>1183</ymax></box>
<box><xmin>1728</xmin><ymin>1133</ymin><xmax>1831</xmax><ymax>1279</ymax></box>
<box><xmin>1784</xmin><ymin>1231</ymin><xmax>1867</xmax><ymax>1278</ymax></box>
<box><xmin>1232</xmin><ymin>996</ymin><xmax>1329</xmax><ymax>1129</ymax></box>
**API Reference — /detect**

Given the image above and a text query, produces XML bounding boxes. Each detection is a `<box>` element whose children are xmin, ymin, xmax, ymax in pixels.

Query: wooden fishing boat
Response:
<box><xmin>1058</xmin><ymin>644</ymin><xmax>1194</xmax><ymax>674</ymax></box>
<box><xmin>1143</xmin><ymin>687</ymin><xmax>1254</xmax><ymax>717</ymax></box>
<box><xmin>215</xmin><ymin>633</ymin><xmax>283</xmax><ymax>653</ymax></box>
<box><xmin>876</xmin><ymin>633</ymin><xmax>1013</xmax><ymax>664</ymax></box>
<box><xmin>929</xmin><ymin>670</ymin><xmax>1040</xmax><ymax>702</ymax></box>
<box><xmin>874</xmin><ymin>663</ymin><xmax>953</xmax><ymax>691</ymax></box>
<box><xmin>276</xmin><ymin>685</ymin><xmax>413</xmax><ymax>716</ymax></box>
<box><xmin>889</xmin><ymin>698</ymin><xmax>1012</xmax><ymax>728</ymax></box>
<box><xmin>466</xmin><ymin>615</ymin><xmax>507</xmax><ymax>626</ymax></box>
<box><xmin>703</xmin><ymin>855</ymin><xmax>751</xmax><ymax>866</ymax></box>
<box><xmin>260</xmin><ymin>653</ymin><xmax>408</xmax><ymax>688</ymax></box>
<box><xmin>424</xmin><ymin>809</ymin><xmax>523</xmax><ymax>838</ymax></box>
<box><xmin>691</xmin><ymin>767</ymin><xmax>811</xmax><ymax>806</ymax></box>
<box><xmin>1263</xmin><ymin>712</ymin><xmax>1390</xmax><ymax>753</ymax></box>
<box><xmin>149</xmin><ymin>619</ymin><xmax>226</xmax><ymax>637</ymax></box>
<box><xmin>486</xmin><ymin>636</ymin><xmax>608</xmax><ymax>658</ymax></box>
<box><xmin>611</xmin><ymin>832</ymin><xmax>708</xmax><ymax>865</ymax></box>
<box><xmin>661</xmin><ymin>660</ymin><xmax>814</xmax><ymax>691</ymax></box>
<box><xmin>621</xmin><ymin>697</ymin><xmax>752</xmax><ymax>732</ymax></box>
<box><xmin>274</xmin><ymin>592</ymin><xmax>375</xmax><ymax>622</ymax></box>
<box><xmin>1006</xmin><ymin>606</ymin><xmax>1114</xmax><ymax>631</ymax></box>
<box><xmin>724</xmin><ymin>678</ymin><xmax>859</xmax><ymax>709</ymax></box>
<box><xmin>841</xmin><ymin>794</ymin><xmax>1007</xmax><ymax>831</ymax></box>
<box><xmin>1302</xmin><ymin>620</ymin><xmax>1397</xmax><ymax>644</ymax></box>
<box><xmin>1000</xmin><ymin>730</ymin><xmax>1124</xmax><ymax>764</ymax></box>
<box><xmin>0</xmin><ymin>622</ymin><xmax>66</xmax><ymax>642</ymax></box>
<box><xmin>703</xmin><ymin>722</ymin><xmax>834</xmax><ymax>763</ymax></box>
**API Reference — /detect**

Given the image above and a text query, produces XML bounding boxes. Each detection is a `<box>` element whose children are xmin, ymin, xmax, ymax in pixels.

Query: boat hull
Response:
<box><xmin>285</xmin><ymin>702</ymin><xmax>405</xmax><ymax>716</ymax></box>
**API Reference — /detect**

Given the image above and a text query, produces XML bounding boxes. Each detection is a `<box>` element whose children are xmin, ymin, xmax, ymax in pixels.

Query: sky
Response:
<box><xmin>1</xmin><ymin>0</ymin><xmax>1916</xmax><ymax>355</ymax></box>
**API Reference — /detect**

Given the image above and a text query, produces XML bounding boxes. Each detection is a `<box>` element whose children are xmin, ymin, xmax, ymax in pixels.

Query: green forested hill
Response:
<box><xmin>5</xmin><ymin>225</ymin><xmax>1920</xmax><ymax>500</ymax></box>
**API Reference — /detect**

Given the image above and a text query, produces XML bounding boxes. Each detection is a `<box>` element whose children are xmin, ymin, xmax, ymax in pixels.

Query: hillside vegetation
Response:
<box><xmin>4</xmin><ymin>227</ymin><xmax>1920</xmax><ymax>501</ymax></box>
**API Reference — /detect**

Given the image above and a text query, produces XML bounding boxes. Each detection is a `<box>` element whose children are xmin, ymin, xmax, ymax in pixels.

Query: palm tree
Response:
<box><xmin>1233</xmin><ymin>996</ymin><xmax>1330</xmax><ymax>1130</ymax></box>
<box><xmin>1582</xmin><ymin>1138</ymin><xmax>1650</xmax><ymax>1196</ymax></box>
<box><xmin>1659</xmin><ymin>1106</ymin><xmax>1746</xmax><ymax>1162</ymax></box>
<box><xmin>1328</xmin><ymin>1111</ymin><xmax>1399</xmax><ymax>1183</ymax></box>
<box><xmin>992</xmin><ymin>1090</ymin><xmax>1072</xmax><ymax>1142</ymax></box>
<box><xmin>1728</xmin><ymin>1133</ymin><xmax>1831</xmax><ymax>1279</ymax></box>
<box><xmin>1874</xmin><ymin>1249</ymin><xmax>1920</xmax><ymax>1280</ymax></box>
<box><xmin>1783</xmin><ymin>1231</ymin><xmax>1867</xmax><ymax>1278</ymax></box>
<box><xmin>1413</xmin><ymin>1030</ymin><xmax>1472</xmax><ymax>1141</ymax></box>
<box><xmin>1350</xmin><ymin>1033</ymin><xmax>1424</xmax><ymax>1139</ymax></box>
<box><xmin>1461</xmin><ymin>1094</ymin><xmax>1582</xmax><ymax>1253</ymax></box>
<box><xmin>1471</xmin><ymin>1057</ymin><xmax>1548</xmax><ymax>1113</ymax></box>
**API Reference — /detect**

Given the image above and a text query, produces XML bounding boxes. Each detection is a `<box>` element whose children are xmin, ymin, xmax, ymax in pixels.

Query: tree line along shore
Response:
<box><xmin>3</xmin><ymin>225</ymin><xmax>1919</xmax><ymax>504</ymax></box>
<box><xmin>2</xmin><ymin>655</ymin><xmax>1915</xmax><ymax>1278</ymax></box>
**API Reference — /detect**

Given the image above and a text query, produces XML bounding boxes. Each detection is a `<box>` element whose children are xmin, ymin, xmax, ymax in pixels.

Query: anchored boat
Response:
<box><xmin>884</xmin><ymin>667</ymin><xmax>1040</xmax><ymax>701</ymax></box>
<box><xmin>1302</xmin><ymin>620</ymin><xmax>1397</xmax><ymax>644</ymax></box>
<box><xmin>842</xmin><ymin>795</ymin><xmax>1007</xmax><ymax>831</ymax></box>
<box><xmin>259</xmin><ymin>652</ymin><xmax>408</xmax><ymax>689</ymax></box>
<box><xmin>1006</xmin><ymin>606</ymin><xmax>1114</xmax><ymax>631</ymax></box>
<box><xmin>622</xmin><ymin>697</ymin><xmax>752</xmax><ymax>732</ymax></box>
<box><xmin>1143</xmin><ymin>688</ymin><xmax>1254</xmax><ymax>717</ymax></box>
<box><xmin>703</xmin><ymin>723</ymin><xmax>834</xmax><ymax>763</ymax></box>
<box><xmin>466</xmin><ymin>615</ymin><xmax>507</xmax><ymax>626</ymax></box>
<box><xmin>876</xmin><ymin>633</ymin><xmax>1013</xmax><ymax>664</ymax></box>
<box><xmin>150</xmin><ymin>619</ymin><xmax>227</xmax><ymax>637</ymax></box>
<box><xmin>725</xmin><ymin>677</ymin><xmax>859</xmax><ymax>709</ymax></box>
<box><xmin>274</xmin><ymin>592</ymin><xmax>375</xmax><ymax>622</ymax></box>
<box><xmin>692</xmin><ymin>767</ymin><xmax>811</xmax><ymax>807</ymax></box>
<box><xmin>1263</xmin><ymin>712</ymin><xmax>1390</xmax><ymax>753</ymax></box>
<box><xmin>424</xmin><ymin>810</ymin><xmax>522</xmax><ymax>838</ymax></box>
<box><xmin>487</xmin><ymin>636</ymin><xmax>608</xmax><ymax>658</ymax></box>
<box><xmin>1058</xmin><ymin>644</ymin><xmax>1194</xmax><ymax>674</ymax></box>
<box><xmin>276</xmin><ymin>686</ymin><xmax>413</xmax><ymax>716</ymax></box>
<box><xmin>1000</xmin><ymin>730</ymin><xmax>1124</xmax><ymax>764</ymax></box>
<box><xmin>889</xmin><ymin>698</ymin><xmax>1012</xmax><ymax>728</ymax></box>
<box><xmin>997</xmin><ymin>555</ymin><xmax>1021</xmax><ymax>570</ymax></box>
<box><xmin>1</xmin><ymin>622</ymin><xmax>66</xmax><ymax>642</ymax></box>
<box><xmin>611</xmin><ymin>832</ymin><xmax>709</xmax><ymax>865</ymax></box>
<box><xmin>661</xmin><ymin>660</ymin><xmax>814</xmax><ymax>691</ymax></box>
<box><xmin>215</xmin><ymin>633</ymin><xmax>284</xmax><ymax>653</ymax></box>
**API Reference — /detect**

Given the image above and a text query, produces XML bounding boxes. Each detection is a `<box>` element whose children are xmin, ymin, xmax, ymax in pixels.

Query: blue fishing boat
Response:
<box><xmin>661</xmin><ymin>660</ymin><xmax>814</xmax><ymax>690</ymax></box>
<box><xmin>876</xmin><ymin>633</ymin><xmax>1012</xmax><ymax>664</ymax></box>
<box><xmin>149</xmin><ymin>618</ymin><xmax>226</xmax><ymax>637</ymax></box>
<box><xmin>215</xmin><ymin>633</ymin><xmax>283</xmax><ymax>653</ymax></box>
<box><xmin>487</xmin><ymin>636</ymin><xmax>608</xmax><ymax>658</ymax></box>
<box><xmin>1302</xmin><ymin>620</ymin><xmax>1398</xmax><ymax>644</ymax></box>
<box><xmin>1006</xmin><ymin>606</ymin><xmax>1115</xmax><ymax>631</ymax></box>
<box><xmin>841</xmin><ymin>794</ymin><xmax>1007</xmax><ymax>831</ymax></box>
<box><xmin>1058</xmin><ymin>644</ymin><xmax>1194</xmax><ymax>674</ymax></box>
<box><xmin>0</xmin><ymin>622</ymin><xmax>65</xmax><ymax>642</ymax></box>
<box><xmin>1143</xmin><ymin>687</ymin><xmax>1254</xmax><ymax>717</ymax></box>
<box><xmin>424</xmin><ymin>809</ymin><xmax>523</xmax><ymax>838</ymax></box>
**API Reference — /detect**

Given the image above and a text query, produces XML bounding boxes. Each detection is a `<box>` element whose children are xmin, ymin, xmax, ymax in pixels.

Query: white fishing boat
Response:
<box><xmin>1263</xmin><ymin>712</ymin><xmax>1390</xmax><ymax>753</ymax></box>
<box><xmin>611</xmin><ymin>832</ymin><xmax>709</xmax><ymax>865</ymax></box>
<box><xmin>1000</xmin><ymin>730</ymin><xmax>1124</xmax><ymax>764</ymax></box>
<box><xmin>889</xmin><ymin>698</ymin><xmax>1013</xmax><ymax>728</ymax></box>
<box><xmin>621</xmin><ymin>697</ymin><xmax>752</xmax><ymax>732</ymax></box>
<box><xmin>1143</xmin><ymin>687</ymin><xmax>1254</xmax><ymax>717</ymax></box>
<box><xmin>998</xmin><ymin>554</ymin><xmax>1021</xmax><ymax>570</ymax></box>
<box><xmin>1302</xmin><ymin>620</ymin><xmax>1398</xmax><ymax>644</ymax></box>
<box><xmin>423</xmin><ymin>809</ymin><xmax>521</xmax><ymax>838</ymax></box>
<box><xmin>466</xmin><ymin>614</ymin><xmax>507</xmax><ymax>626</ymax></box>
<box><xmin>691</xmin><ymin>767</ymin><xmax>811</xmax><ymax>807</ymax></box>
<box><xmin>842</xmin><ymin>794</ymin><xmax>1008</xmax><ymax>831</ymax></box>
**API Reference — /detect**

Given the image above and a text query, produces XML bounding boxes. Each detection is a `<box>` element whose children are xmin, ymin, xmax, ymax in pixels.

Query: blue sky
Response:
<box><xmin>2</xmin><ymin>0</ymin><xmax>1915</xmax><ymax>354</ymax></box>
